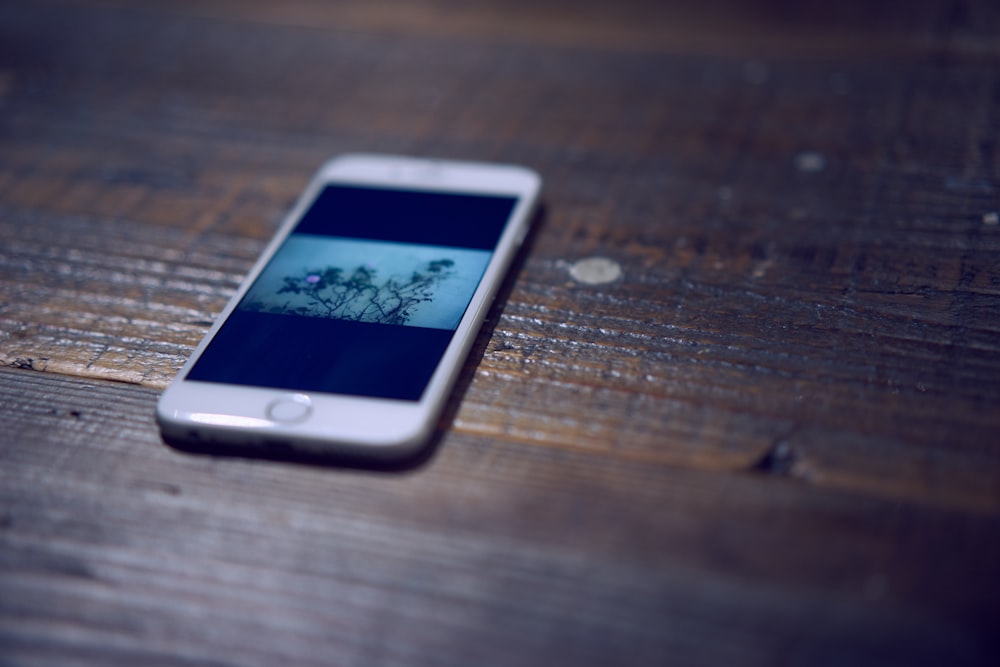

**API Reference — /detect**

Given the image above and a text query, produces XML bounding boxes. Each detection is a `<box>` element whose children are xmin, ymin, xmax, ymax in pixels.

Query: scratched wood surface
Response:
<box><xmin>2</xmin><ymin>1</ymin><xmax>999</xmax><ymax>665</ymax></box>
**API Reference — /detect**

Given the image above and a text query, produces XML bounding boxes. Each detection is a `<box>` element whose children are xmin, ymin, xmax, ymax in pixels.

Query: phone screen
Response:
<box><xmin>185</xmin><ymin>184</ymin><xmax>517</xmax><ymax>401</ymax></box>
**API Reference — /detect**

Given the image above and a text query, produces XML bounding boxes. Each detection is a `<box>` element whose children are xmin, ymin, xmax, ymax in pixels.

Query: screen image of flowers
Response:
<box><xmin>240</xmin><ymin>235</ymin><xmax>492</xmax><ymax>330</ymax></box>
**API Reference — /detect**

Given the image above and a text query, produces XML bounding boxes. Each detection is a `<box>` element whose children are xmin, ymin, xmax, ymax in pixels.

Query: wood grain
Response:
<box><xmin>2</xmin><ymin>0</ymin><xmax>999</xmax><ymax>508</ymax></box>
<box><xmin>1</xmin><ymin>0</ymin><xmax>999</xmax><ymax>664</ymax></box>
<box><xmin>2</xmin><ymin>367</ymin><xmax>998</xmax><ymax>665</ymax></box>
<box><xmin>61</xmin><ymin>0</ymin><xmax>1000</xmax><ymax>58</ymax></box>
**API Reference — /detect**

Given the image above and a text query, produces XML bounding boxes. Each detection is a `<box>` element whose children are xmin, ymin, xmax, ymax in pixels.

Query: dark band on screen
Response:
<box><xmin>294</xmin><ymin>184</ymin><xmax>516</xmax><ymax>250</ymax></box>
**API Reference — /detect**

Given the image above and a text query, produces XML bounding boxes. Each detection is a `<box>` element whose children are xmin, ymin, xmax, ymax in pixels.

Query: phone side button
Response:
<box><xmin>266</xmin><ymin>395</ymin><xmax>313</xmax><ymax>423</ymax></box>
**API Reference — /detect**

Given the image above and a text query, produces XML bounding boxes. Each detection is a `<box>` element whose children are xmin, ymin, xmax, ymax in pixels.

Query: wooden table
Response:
<box><xmin>2</xmin><ymin>1</ymin><xmax>998</xmax><ymax>664</ymax></box>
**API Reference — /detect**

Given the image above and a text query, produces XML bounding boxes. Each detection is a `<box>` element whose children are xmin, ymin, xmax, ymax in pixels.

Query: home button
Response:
<box><xmin>266</xmin><ymin>394</ymin><xmax>313</xmax><ymax>423</ymax></box>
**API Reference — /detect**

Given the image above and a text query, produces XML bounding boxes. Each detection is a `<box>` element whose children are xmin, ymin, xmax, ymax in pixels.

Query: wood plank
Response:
<box><xmin>1</xmin><ymin>1</ymin><xmax>999</xmax><ymax>510</ymax></box>
<box><xmin>1</xmin><ymin>367</ymin><xmax>997</xmax><ymax>665</ymax></box>
<box><xmin>59</xmin><ymin>0</ymin><xmax>1000</xmax><ymax>58</ymax></box>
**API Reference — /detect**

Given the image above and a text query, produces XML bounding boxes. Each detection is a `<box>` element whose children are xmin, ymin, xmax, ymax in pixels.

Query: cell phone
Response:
<box><xmin>157</xmin><ymin>154</ymin><xmax>541</xmax><ymax>460</ymax></box>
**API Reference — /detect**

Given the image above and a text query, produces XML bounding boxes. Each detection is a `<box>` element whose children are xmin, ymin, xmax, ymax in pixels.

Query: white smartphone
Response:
<box><xmin>157</xmin><ymin>154</ymin><xmax>541</xmax><ymax>461</ymax></box>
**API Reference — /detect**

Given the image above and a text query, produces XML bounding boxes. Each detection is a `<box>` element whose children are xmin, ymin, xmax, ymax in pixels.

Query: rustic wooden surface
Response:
<box><xmin>2</xmin><ymin>1</ymin><xmax>999</xmax><ymax>665</ymax></box>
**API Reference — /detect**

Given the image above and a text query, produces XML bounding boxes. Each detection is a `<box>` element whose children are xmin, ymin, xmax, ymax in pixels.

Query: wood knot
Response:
<box><xmin>751</xmin><ymin>441</ymin><xmax>797</xmax><ymax>476</ymax></box>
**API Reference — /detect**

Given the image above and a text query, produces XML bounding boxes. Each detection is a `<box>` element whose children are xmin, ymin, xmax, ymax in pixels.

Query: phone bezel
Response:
<box><xmin>157</xmin><ymin>154</ymin><xmax>540</xmax><ymax>458</ymax></box>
